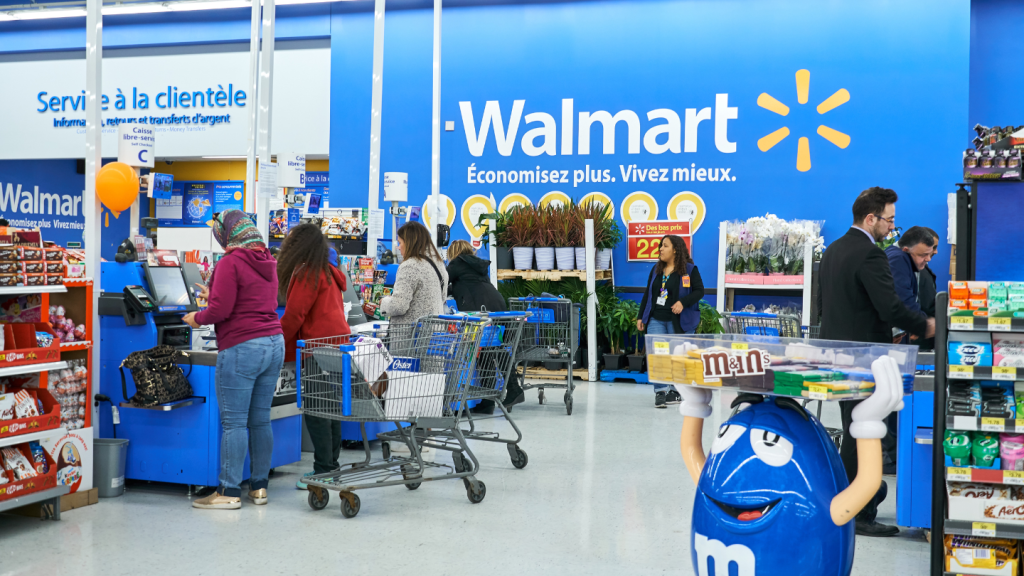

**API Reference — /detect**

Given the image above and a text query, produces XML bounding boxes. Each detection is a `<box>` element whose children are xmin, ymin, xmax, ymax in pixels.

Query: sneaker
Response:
<box><xmin>655</xmin><ymin>391</ymin><xmax>667</xmax><ymax>408</ymax></box>
<box><xmin>503</xmin><ymin>383</ymin><xmax>526</xmax><ymax>410</ymax></box>
<box><xmin>296</xmin><ymin>471</ymin><xmax>315</xmax><ymax>490</ymax></box>
<box><xmin>248</xmin><ymin>488</ymin><xmax>268</xmax><ymax>505</ymax></box>
<box><xmin>192</xmin><ymin>491</ymin><xmax>241</xmax><ymax>510</ymax></box>
<box><xmin>665</xmin><ymin>390</ymin><xmax>682</xmax><ymax>405</ymax></box>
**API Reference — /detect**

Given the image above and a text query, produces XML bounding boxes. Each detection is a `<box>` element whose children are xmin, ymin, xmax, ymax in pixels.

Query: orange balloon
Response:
<box><xmin>96</xmin><ymin>162</ymin><xmax>139</xmax><ymax>216</ymax></box>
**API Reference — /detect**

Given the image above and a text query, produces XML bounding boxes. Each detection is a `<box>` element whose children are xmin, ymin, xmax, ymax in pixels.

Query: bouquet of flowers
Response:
<box><xmin>724</xmin><ymin>214</ymin><xmax>825</xmax><ymax>275</ymax></box>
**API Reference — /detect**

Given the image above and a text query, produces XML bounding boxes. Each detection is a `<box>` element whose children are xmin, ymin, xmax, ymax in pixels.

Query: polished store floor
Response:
<box><xmin>0</xmin><ymin>381</ymin><xmax>927</xmax><ymax>576</ymax></box>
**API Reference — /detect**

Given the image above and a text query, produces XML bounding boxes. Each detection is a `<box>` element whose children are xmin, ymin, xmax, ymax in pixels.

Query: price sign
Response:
<box><xmin>981</xmin><ymin>417</ymin><xmax>1004</xmax><ymax>432</ymax></box>
<box><xmin>1015</xmin><ymin>419</ymin><xmax>1024</xmax><ymax>433</ymax></box>
<box><xmin>951</xmin><ymin>316</ymin><xmax>974</xmax><ymax>329</ymax></box>
<box><xmin>807</xmin><ymin>384</ymin><xmax>828</xmax><ymax>401</ymax></box>
<box><xmin>1005</xmin><ymin>471</ymin><xmax>1024</xmax><ymax>485</ymax></box>
<box><xmin>950</xmin><ymin>365</ymin><xmax>975</xmax><ymax>378</ymax></box>
<box><xmin>627</xmin><ymin>221</ymin><xmax>691</xmax><ymax>261</ymax></box>
<box><xmin>989</xmin><ymin>317</ymin><xmax>1012</xmax><ymax>332</ymax></box>
<box><xmin>731</xmin><ymin>343</ymin><xmax>749</xmax><ymax>351</ymax></box>
<box><xmin>947</xmin><ymin>467</ymin><xmax>972</xmax><ymax>482</ymax></box>
<box><xmin>973</xmin><ymin>522</ymin><xmax>997</xmax><ymax>537</ymax></box>
<box><xmin>993</xmin><ymin>367</ymin><xmax>1017</xmax><ymax>381</ymax></box>
<box><xmin>653</xmin><ymin>342</ymin><xmax>671</xmax><ymax>355</ymax></box>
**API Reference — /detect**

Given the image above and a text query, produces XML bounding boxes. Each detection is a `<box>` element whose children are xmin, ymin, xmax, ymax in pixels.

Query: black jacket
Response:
<box><xmin>447</xmin><ymin>254</ymin><xmax>506</xmax><ymax>313</ymax></box>
<box><xmin>816</xmin><ymin>228</ymin><xmax>927</xmax><ymax>343</ymax></box>
<box><xmin>885</xmin><ymin>245</ymin><xmax>922</xmax><ymax>316</ymax></box>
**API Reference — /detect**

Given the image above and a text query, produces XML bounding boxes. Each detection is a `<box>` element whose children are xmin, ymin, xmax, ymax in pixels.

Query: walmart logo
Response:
<box><xmin>756</xmin><ymin>69</ymin><xmax>850</xmax><ymax>172</ymax></box>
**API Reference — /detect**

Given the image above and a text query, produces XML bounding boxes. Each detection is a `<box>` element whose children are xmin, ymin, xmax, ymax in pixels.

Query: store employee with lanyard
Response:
<box><xmin>638</xmin><ymin>235</ymin><xmax>705</xmax><ymax>408</ymax></box>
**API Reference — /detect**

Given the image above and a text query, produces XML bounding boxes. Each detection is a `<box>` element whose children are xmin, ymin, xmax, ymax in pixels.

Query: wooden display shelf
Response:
<box><xmin>946</xmin><ymin>466</ymin><xmax>1024</xmax><ymax>485</ymax></box>
<box><xmin>498</xmin><ymin>269</ymin><xmax>612</xmax><ymax>281</ymax></box>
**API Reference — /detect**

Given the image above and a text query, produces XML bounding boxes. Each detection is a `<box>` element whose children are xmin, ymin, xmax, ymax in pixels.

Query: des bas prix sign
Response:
<box><xmin>627</xmin><ymin>221</ymin><xmax>691</xmax><ymax>261</ymax></box>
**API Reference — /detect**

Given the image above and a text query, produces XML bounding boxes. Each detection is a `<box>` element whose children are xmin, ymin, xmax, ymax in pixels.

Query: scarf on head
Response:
<box><xmin>211</xmin><ymin>209</ymin><xmax>267</xmax><ymax>252</ymax></box>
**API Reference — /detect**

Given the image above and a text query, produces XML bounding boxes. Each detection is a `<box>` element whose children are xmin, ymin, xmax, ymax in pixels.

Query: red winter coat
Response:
<box><xmin>281</xmin><ymin>265</ymin><xmax>351</xmax><ymax>362</ymax></box>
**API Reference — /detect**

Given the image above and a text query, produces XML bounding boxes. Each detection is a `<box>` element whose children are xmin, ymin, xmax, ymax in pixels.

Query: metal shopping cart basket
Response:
<box><xmin>508</xmin><ymin>296</ymin><xmax>581</xmax><ymax>415</ymax></box>
<box><xmin>722</xmin><ymin>312</ymin><xmax>842</xmax><ymax>450</ymax></box>
<box><xmin>412</xmin><ymin>311</ymin><xmax>532</xmax><ymax>469</ymax></box>
<box><xmin>296</xmin><ymin>315</ymin><xmax>487</xmax><ymax>517</ymax></box>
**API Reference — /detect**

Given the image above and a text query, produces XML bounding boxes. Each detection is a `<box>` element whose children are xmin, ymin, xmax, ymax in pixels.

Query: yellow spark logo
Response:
<box><xmin>757</xmin><ymin>69</ymin><xmax>850</xmax><ymax>172</ymax></box>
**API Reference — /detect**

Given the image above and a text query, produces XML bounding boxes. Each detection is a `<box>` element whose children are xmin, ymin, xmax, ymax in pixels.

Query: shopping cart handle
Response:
<box><xmin>295</xmin><ymin>351</ymin><xmax>303</xmax><ymax>409</ymax></box>
<box><xmin>523</xmin><ymin>296</ymin><xmax>563</xmax><ymax>302</ymax></box>
<box><xmin>730</xmin><ymin>312</ymin><xmax>778</xmax><ymax>318</ymax></box>
<box><xmin>437</xmin><ymin>314</ymin><xmax>486</xmax><ymax>322</ymax></box>
<box><xmin>339</xmin><ymin>344</ymin><xmax>356</xmax><ymax>352</ymax></box>
<box><xmin>485</xmin><ymin>311</ymin><xmax>528</xmax><ymax>318</ymax></box>
<box><xmin>297</xmin><ymin>340</ymin><xmax>306</xmax><ymax>348</ymax></box>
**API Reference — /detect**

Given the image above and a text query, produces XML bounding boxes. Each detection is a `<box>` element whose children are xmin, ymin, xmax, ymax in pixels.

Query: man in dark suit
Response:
<box><xmin>816</xmin><ymin>186</ymin><xmax>935</xmax><ymax>537</ymax></box>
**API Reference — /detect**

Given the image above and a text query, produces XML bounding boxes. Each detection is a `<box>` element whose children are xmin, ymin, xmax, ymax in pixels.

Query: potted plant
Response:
<box><xmin>574</xmin><ymin>200</ymin><xmax>609</xmax><ymax>270</ymax></box>
<box><xmin>600</xmin><ymin>298</ymin><xmax>633</xmax><ymax>370</ymax></box>
<box><xmin>697</xmin><ymin>300</ymin><xmax>725</xmax><ymax>334</ymax></box>
<box><xmin>533</xmin><ymin>205</ymin><xmax>555</xmax><ymax>270</ymax></box>
<box><xmin>478</xmin><ymin>210</ymin><xmax>513</xmax><ymax>270</ymax></box>
<box><xmin>621</xmin><ymin>300</ymin><xmax>646</xmax><ymax>372</ymax></box>
<box><xmin>550</xmin><ymin>203</ymin><xmax>576</xmax><ymax>270</ymax></box>
<box><xmin>596</xmin><ymin>211</ymin><xmax>621</xmax><ymax>270</ymax></box>
<box><xmin>506</xmin><ymin>205</ymin><xmax>537</xmax><ymax>270</ymax></box>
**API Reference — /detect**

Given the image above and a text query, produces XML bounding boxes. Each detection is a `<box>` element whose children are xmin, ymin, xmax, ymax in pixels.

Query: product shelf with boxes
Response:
<box><xmin>931</xmin><ymin>280</ymin><xmax>1024</xmax><ymax>576</ymax></box>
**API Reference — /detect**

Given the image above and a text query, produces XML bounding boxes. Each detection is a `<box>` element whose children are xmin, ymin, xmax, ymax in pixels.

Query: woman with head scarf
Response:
<box><xmin>183</xmin><ymin>210</ymin><xmax>284</xmax><ymax>510</ymax></box>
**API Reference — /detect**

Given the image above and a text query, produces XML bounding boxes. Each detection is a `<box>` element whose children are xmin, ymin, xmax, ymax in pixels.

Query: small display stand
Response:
<box><xmin>645</xmin><ymin>332</ymin><xmax>918</xmax><ymax>401</ymax></box>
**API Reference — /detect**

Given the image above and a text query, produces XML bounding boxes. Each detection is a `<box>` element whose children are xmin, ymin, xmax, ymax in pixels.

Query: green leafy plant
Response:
<box><xmin>478</xmin><ymin>210</ymin><xmax>509</xmax><ymax>248</ymax></box>
<box><xmin>599</xmin><ymin>298</ymin><xmax>639</xmax><ymax>355</ymax></box>
<box><xmin>697</xmin><ymin>300</ymin><xmax>725</xmax><ymax>334</ymax></box>
<box><xmin>504</xmin><ymin>204</ymin><xmax>538</xmax><ymax>248</ymax></box>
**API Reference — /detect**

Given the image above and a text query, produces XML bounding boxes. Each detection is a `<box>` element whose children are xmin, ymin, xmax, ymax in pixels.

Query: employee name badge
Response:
<box><xmin>682</xmin><ymin>275</ymin><xmax>690</xmax><ymax>288</ymax></box>
<box><xmin>656</xmin><ymin>288</ymin><xmax>668</xmax><ymax>306</ymax></box>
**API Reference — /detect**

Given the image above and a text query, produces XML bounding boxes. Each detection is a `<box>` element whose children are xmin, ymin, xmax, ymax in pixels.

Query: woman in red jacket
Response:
<box><xmin>276</xmin><ymin>223</ymin><xmax>351</xmax><ymax>489</ymax></box>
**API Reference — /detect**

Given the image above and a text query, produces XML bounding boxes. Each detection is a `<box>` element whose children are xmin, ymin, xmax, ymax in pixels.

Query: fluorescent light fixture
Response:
<box><xmin>167</xmin><ymin>0</ymin><xmax>250</xmax><ymax>11</ymax></box>
<box><xmin>201</xmin><ymin>155</ymin><xmax>248</xmax><ymax>159</ymax></box>
<box><xmin>11</xmin><ymin>8</ymin><xmax>87</xmax><ymax>19</ymax></box>
<box><xmin>104</xmin><ymin>3</ymin><xmax>170</xmax><ymax>15</ymax></box>
<box><xmin>4</xmin><ymin>0</ymin><xmax>355</xmax><ymax>20</ymax></box>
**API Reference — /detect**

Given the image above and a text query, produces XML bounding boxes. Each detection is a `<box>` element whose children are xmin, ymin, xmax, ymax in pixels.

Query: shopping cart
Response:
<box><xmin>508</xmin><ymin>296</ymin><xmax>581</xmax><ymax>415</ymax></box>
<box><xmin>721</xmin><ymin>312</ymin><xmax>842</xmax><ymax>449</ymax></box>
<box><xmin>296</xmin><ymin>315</ymin><xmax>488</xmax><ymax>518</ymax></box>
<box><xmin>414</xmin><ymin>311</ymin><xmax>532</xmax><ymax>469</ymax></box>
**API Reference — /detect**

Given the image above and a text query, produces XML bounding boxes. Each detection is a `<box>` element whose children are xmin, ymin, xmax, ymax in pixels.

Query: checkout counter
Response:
<box><xmin>97</xmin><ymin>260</ymin><xmax>301</xmax><ymax>489</ymax></box>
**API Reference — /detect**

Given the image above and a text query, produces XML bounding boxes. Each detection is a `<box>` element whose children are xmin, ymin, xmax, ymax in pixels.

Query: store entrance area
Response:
<box><xmin>0</xmin><ymin>381</ymin><xmax>926</xmax><ymax>576</ymax></box>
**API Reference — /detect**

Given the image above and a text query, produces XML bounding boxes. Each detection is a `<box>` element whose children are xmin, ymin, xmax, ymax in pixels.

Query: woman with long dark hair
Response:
<box><xmin>380</xmin><ymin>221</ymin><xmax>448</xmax><ymax>325</ymax></box>
<box><xmin>637</xmin><ymin>235</ymin><xmax>705</xmax><ymax>408</ymax></box>
<box><xmin>276</xmin><ymin>223</ymin><xmax>351</xmax><ymax>489</ymax></box>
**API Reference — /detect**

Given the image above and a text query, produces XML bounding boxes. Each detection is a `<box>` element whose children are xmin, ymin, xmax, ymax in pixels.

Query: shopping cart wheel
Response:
<box><xmin>564</xmin><ymin>393</ymin><xmax>573</xmax><ymax>415</ymax></box>
<box><xmin>381</xmin><ymin>442</ymin><xmax>391</xmax><ymax>461</ymax></box>
<box><xmin>466</xmin><ymin>480</ymin><xmax>486</xmax><ymax>504</ymax></box>
<box><xmin>538</xmin><ymin>389</ymin><xmax>545</xmax><ymax>405</ymax></box>
<box><xmin>307</xmin><ymin>487</ymin><xmax>329</xmax><ymax>511</ymax></box>
<box><xmin>340</xmin><ymin>492</ymin><xmax>361</xmax><ymax>518</ymax></box>
<box><xmin>401</xmin><ymin>465</ymin><xmax>422</xmax><ymax>490</ymax></box>
<box><xmin>509</xmin><ymin>446</ymin><xmax>528</xmax><ymax>469</ymax></box>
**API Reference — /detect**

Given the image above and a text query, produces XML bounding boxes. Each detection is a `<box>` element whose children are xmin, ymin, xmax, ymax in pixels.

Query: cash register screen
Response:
<box><xmin>148</xmin><ymin>267</ymin><xmax>193</xmax><ymax>312</ymax></box>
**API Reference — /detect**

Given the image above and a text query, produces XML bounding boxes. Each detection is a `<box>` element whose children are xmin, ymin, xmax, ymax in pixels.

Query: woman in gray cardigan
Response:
<box><xmin>380</xmin><ymin>221</ymin><xmax>448</xmax><ymax>325</ymax></box>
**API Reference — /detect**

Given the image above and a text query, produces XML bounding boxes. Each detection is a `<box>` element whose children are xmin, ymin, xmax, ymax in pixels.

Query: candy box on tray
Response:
<box><xmin>0</xmin><ymin>388</ymin><xmax>60</xmax><ymax>439</ymax></box>
<box><xmin>0</xmin><ymin>443</ymin><xmax>57</xmax><ymax>502</ymax></box>
<box><xmin>948</xmin><ymin>481</ymin><xmax>1024</xmax><ymax>524</ymax></box>
<box><xmin>0</xmin><ymin>322</ymin><xmax>59</xmax><ymax>367</ymax></box>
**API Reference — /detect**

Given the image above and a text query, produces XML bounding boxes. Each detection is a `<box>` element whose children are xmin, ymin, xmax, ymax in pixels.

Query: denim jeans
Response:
<box><xmin>646</xmin><ymin>318</ymin><xmax>677</xmax><ymax>394</ymax></box>
<box><xmin>216</xmin><ymin>334</ymin><xmax>284</xmax><ymax>497</ymax></box>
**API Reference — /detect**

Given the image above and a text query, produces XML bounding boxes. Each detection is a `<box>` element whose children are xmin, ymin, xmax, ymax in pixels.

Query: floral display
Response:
<box><xmin>725</xmin><ymin>214</ymin><xmax>825</xmax><ymax>275</ymax></box>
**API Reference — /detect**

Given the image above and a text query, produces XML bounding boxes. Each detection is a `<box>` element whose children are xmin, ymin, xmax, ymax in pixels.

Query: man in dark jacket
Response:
<box><xmin>918</xmin><ymin>228</ymin><xmax>940</xmax><ymax>344</ymax></box>
<box><xmin>885</xmin><ymin>226</ymin><xmax>936</xmax><ymax>323</ymax></box>
<box><xmin>816</xmin><ymin>186</ymin><xmax>935</xmax><ymax>538</ymax></box>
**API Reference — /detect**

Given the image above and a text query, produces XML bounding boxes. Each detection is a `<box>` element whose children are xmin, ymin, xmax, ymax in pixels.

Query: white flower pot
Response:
<box><xmin>512</xmin><ymin>247</ymin><xmax>534</xmax><ymax>270</ymax></box>
<box><xmin>535</xmin><ymin>247</ymin><xmax>555</xmax><ymax>270</ymax></box>
<box><xmin>555</xmin><ymin>247</ymin><xmax>575</xmax><ymax>270</ymax></box>
<box><xmin>575</xmin><ymin>247</ymin><xmax>587</xmax><ymax>270</ymax></box>
<box><xmin>597</xmin><ymin>248</ymin><xmax>613</xmax><ymax>270</ymax></box>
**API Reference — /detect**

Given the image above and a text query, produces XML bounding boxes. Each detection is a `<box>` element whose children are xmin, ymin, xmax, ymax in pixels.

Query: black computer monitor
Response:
<box><xmin>143</xmin><ymin>264</ymin><xmax>198</xmax><ymax>313</ymax></box>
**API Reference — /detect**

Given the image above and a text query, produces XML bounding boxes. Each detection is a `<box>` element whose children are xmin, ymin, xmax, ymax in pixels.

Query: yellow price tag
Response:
<box><xmin>951</xmin><ymin>316</ymin><xmax>974</xmax><ymax>328</ymax></box>
<box><xmin>1016</xmin><ymin>419</ymin><xmax>1024</xmax><ymax>433</ymax></box>
<box><xmin>1005</xmin><ymin>471</ymin><xmax>1024</xmax><ymax>485</ymax></box>
<box><xmin>947</xmin><ymin>467</ymin><xmax>972</xmax><ymax>481</ymax></box>
<box><xmin>807</xmin><ymin>384</ymin><xmax>828</xmax><ymax>400</ymax></box>
<box><xmin>653</xmin><ymin>342</ymin><xmax>671</xmax><ymax>355</ymax></box>
<box><xmin>973</xmin><ymin>522</ymin><xmax>997</xmax><ymax>537</ymax></box>
<box><xmin>731</xmin><ymin>343</ymin><xmax>748</xmax><ymax>350</ymax></box>
<box><xmin>949</xmin><ymin>365</ymin><xmax>974</xmax><ymax>378</ymax></box>
<box><xmin>989</xmin><ymin>317</ymin><xmax>1013</xmax><ymax>332</ymax></box>
<box><xmin>981</xmin><ymin>417</ymin><xmax>1004</xmax><ymax>432</ymax></box>
<box><xmin>993</xmin><ymin>366</ymin><xmax>1017</xmax><ymax>381</ymax></box>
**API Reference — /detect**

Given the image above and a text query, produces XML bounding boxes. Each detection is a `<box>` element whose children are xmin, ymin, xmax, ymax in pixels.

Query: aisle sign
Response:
<box><xmin>278</xmin><ymin>152</ymin><xmax>306</xmax><ymax>188</ymax></box>
<box><xmin>117</xmin><ymin>124</ymin><xmax>155</xmax><ymax>168</ymax></box>
<box><xmin>627</xmin><ymin>220</ymin><xmax>691</xmax><ymax>261</ymax></box>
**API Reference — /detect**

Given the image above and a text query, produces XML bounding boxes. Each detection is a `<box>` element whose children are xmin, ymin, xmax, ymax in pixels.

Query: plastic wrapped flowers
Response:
<box><xmin>725</xmin><ymin>214</ymin><xmax>824</xmax><ymax>275</ymax></box>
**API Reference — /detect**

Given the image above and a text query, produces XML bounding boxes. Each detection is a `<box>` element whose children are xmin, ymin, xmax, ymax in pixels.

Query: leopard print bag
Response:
<box><xmin>119</xmin><ymin>345</ymin><xmax>194</xmax><ymax>407</ymax></box>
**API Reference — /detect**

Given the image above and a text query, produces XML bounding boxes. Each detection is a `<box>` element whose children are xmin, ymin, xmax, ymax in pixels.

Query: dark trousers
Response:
<box><xmin>839</xmin><ymin>399</ymin><xmax>888</xmax><ymax>523</ymax></box>
<box><xmin>305</xmin><ymin>415</ymin><xmax>342</xmax><ymax>474</ymax></box>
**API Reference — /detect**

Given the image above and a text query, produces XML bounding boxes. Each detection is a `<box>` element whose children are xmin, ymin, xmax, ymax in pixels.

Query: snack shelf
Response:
<box><xmin>946</xmin><ymin>466</ymin><xmax>1024</xmax><ymax>485</ymax></box>
<box><xmin>0</xmin><ymin>285</ymin><xmax>67</xmax><ymax>295</ymax></box>
<box><xmin>947</xmin><ymin>415</ymin><xmax>1022</xmax><ymax>433</ymax></box>
<box><xmin>947</xmin><ymin>365</ymin><xmax>1024</xmax><ymax>381</ymax></box>
<box><xmin>948</xmin><ymin>316</ymin><xmax>1024</xmax><ymax>332</ymax></box>
<box><xmin>496</xmin><ymin>269</ymin><xmax>613</xmax><ymax>281</ymax></box>
<box><xmin>944</xmin><ymin>519</ymin><xmax>1024</xmax><ymax>540</ymax></box>
<box><xmin>59</xmin><ymin>341</ymin><xmax>91</xmax><ymax>351</ymax></box>
<box><xmin>61</xmin><ymin>277</ymin><xmax>92</xmax><ymax>286</ymax></box>
<box><xmin>0</xmin><ymin>485</ymin><xmax>69</xmax><ymax>519</ymax></box>
<box><xmin>647</xmin><ymin>377</ymin><xmax>875</xmax><ymax>402</ymax></box>
<box><xmin>0</xmin><ymin>360</ymin><xmax>67</xmax><ymax>378</ymax></box>
<box><xmin>0</xmin><ymin>426</ymin><xmax>67</xmax><ymax>449</ymax></box>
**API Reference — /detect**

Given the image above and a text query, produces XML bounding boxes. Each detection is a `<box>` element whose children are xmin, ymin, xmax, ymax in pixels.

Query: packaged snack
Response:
<box><xmin>1001</xmin><ymin>434</ymin><xmax>1024</xmax><ymax>471</ymax></box>
<box><xmin>964</xmin><ymin>149</ymin><xmax>977</xmax><ymax>168</ymax></box>
<box><xmin>44</xmin><ymin>274</ymin><xmax>64</xmax><ymax>286</ymax></box>
<box><xmin>13</xmin><ymin>390</ymin><xmax>38</xmax><ymax>418</ymax></box>
<box><xmin>44</xmin><ymin>261</ymin><xmax>64</xmax><ymax>274</ymax></box>
<box><xmin>973</xmin><ymin>434</ymin><xmax>1000</xmax><ymax>468</ymax></box>
<box><xmin>28</xmin><ymin>441</ymin><xmax>48</xmax><ymax>474</ymax></box>
<box><xmin>35</xmin><ymin>332</ymin><xmax>53</xmax><ymax>348</ymax></box>
<box><xmin>23</xmin><ymin>273</ymin><xmax>45</xmax><ymax>286</ymax></box>
<box><xmin>73</xmin><ymin>324</ymin><xmax>86</xmax><ymax>340</ymax></box>
<box><xmin>0</xmin><ymin>246</ymin><xmax>20</xmax><ymax>261</ymax></box>
<box><xmin>0</xmin><ymin>261</ymin><xmax>20</xmax><ymax>274</ymax></box>
<box><xmin>0</xmin><ymin>393</ymin><xmax>14</xmax><ymax>420</ymax></box>
<box><xmin>21</xmin><ymin>261</ymin><xmax>43</xmax><ymax>274</ymax></box>
<box><xmin>20</xmin><ymin>247</ymin><xmax>42</xmax><ymax>261</ymax></box>
<box><xmin>945</xmin><ymin>431</ymin><xmax>972</xmax><ymax>466</ymax></box>
<box><xmin>43</xmin><ymin>246</ymin><xmax>63</xmax><ymax>262</ymax></box>
<box><xmin>0</xmin><ymin>273</ymin><xmax>22</xmax><ymax>287</ymax></box>
<box><xmin>1</xmin><ymin>446</ymin><xmax>37</xmax><ymax>480</ymax></box>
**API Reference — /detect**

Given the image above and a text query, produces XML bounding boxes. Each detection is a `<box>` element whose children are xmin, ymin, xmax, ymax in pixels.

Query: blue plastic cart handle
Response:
<box><xmin>486</xmin><ymin>311</ymin><xmax>528</xmax><ymax>318</ymax></box>
<box><xmin>340</xmin><ymin>345</ymin><xmax>354</xmax><ymax>417</ymax></box>
<box><xmin>731</xmin><ymin>312</ymin><xmax>779</xmax><ymax>318</ymax></box>
<box><xmin>523</xmin><ymin>296</ymin><xmax>562</xmax><ymax>302</ymax></box>
<box><xmin>438</xmin><ymin>314</ymin><xmax>486</xmax><ymax>322</ymax></box>
<box><xmin>295</xmin><ymin>350</ymin><xmax>303</xmax><ymax>409</ymax></box>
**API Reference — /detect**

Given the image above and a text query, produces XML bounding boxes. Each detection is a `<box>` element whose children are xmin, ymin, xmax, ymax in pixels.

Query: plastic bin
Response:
<box><xmin>94</xmin><ymin>438</ymin><xmax>129</xmax><ymax>498</ymax></box>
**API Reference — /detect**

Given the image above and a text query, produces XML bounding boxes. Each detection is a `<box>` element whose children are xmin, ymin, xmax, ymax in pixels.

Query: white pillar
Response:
<box><xmin>488</xmin><ymin>217</ymin><xmax>497</xmax><ymax>287</ymax></box>
<box><xmin>585</xmin><ymin>219</ymin><xmax>597</xmax><ymax>382</ymax></box>
<box><xmin>367</xmin><ymin>0</ymin><xmax>385</xmax><ymax>255</ymax></box>
<box><xmin>84</xmin><ymin>0</ymin><xmax>102</xmax><ymax>433</ymax></box>
<box><xmin>244</xmin><ymin>0</ymin><xmax>261</xmax><ymax>213</ymax></box>
<box><xmin>429</xmin><ymin>0</ymin><xmax>441</xmax><ymax>247</ymax></box>
<box><xmin>256</xmin><ymin>0</ymin><xmax>276</xmax><ymax>241</ymax></box>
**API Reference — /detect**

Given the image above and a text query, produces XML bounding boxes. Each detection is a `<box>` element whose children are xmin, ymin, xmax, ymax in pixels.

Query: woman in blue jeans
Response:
<box><xmin>637</xmin><ymin>235</ymin><xmax>705</xmax><ymax>408</ymax></box>
<box><xmin>183</xmin><ymin>210</ymin><xmax>285</xmax><ymax>509</ymax></box>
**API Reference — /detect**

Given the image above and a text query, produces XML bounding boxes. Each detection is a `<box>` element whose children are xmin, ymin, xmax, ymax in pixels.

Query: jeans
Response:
<box><xmin>646</xmin><ymin>318</ymin><xmax>677</xmax><ymax>394</ymax></box>
<box><xmin>216</xmin><ymin>334</ymin><xmax>284</xmax><ymax>497</ymax></box>
<box><xmin>305</xmin><ymin>415</ymin><xmax>342</xmax><ymax>474</ymax></box>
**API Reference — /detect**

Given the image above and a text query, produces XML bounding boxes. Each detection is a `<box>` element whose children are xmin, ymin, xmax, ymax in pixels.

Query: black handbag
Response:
<box><xmin>119</xmin><ymin>345</ymin><xmax>194</xmax><ymax>407</ymax></box>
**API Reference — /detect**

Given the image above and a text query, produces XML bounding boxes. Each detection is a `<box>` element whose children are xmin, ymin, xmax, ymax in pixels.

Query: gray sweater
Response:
<box><xmin>380</xmin><ymin>255</ymin><xmax>448</xmax><ymax>325</ymax></box>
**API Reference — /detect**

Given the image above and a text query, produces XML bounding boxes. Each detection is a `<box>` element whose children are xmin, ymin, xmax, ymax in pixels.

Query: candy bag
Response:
<box><xmin>13</xmin><ymin>390</ymin><xmax>38</xmax><ymax>418</ymax></box>
<box><xmin>28</xmin><ymin>442</ymin><xmax>48</xmax><ymax>474</ymax></box>
<box><xmin>2</xmin><ymin>446</ymin><xmax>37</xmax><ymax>480</ymax></box>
